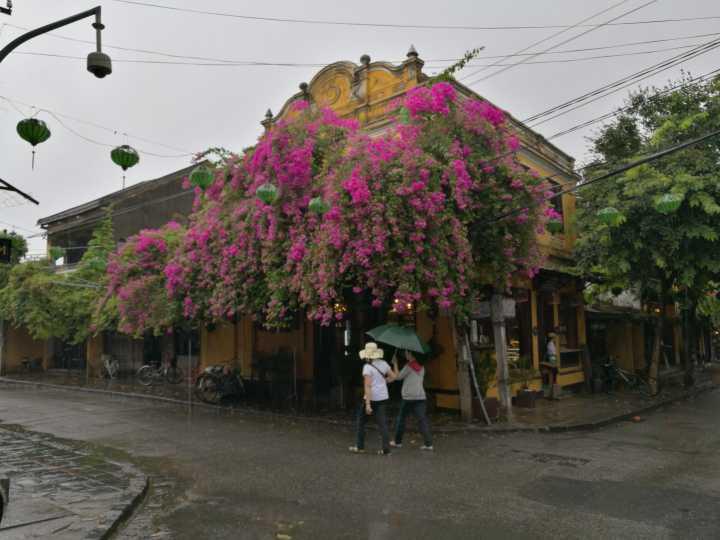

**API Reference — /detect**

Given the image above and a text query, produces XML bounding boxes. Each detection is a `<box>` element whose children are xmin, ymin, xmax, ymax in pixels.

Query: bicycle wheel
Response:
<box><xmin>136</xmin><ymin>365</ymin><xmax>156</xmax><ymax>386</ymax></box>
<box><xmin>196</xmin><ymin>374</ymin><xmax>221</xmax><ymax>404</ymax></box>
<box><xmin>165</xmin><ymin>365</ymin><xmax>184</xmax><ymax>385</ymax></box>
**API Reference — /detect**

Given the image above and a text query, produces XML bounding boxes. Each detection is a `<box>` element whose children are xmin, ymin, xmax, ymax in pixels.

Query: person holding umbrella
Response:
<box><xmin>390</xmin><ymin>350</ymin><xmax>433</xmax><ymax>451</ymax></box>
<box><xmin>365</xmin><ymin>324</ymin><xmax>434</xmax><ymax>451</ymax></box>
<box><xmin>349</xmin><ymin>342</ymin><xmax>397</xmax><ymax>455</ymax></box>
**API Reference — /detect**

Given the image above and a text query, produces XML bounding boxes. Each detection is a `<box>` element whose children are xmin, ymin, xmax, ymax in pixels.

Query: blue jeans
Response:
<box><xmin>355</xmin><ymin>399</ymin><xmax>390</xmax><ymax>452</ymax></box>
<box><xmin>394</xmin><ymin>399</ymin><xmax>432</xmax><ymax>447</ymax></box>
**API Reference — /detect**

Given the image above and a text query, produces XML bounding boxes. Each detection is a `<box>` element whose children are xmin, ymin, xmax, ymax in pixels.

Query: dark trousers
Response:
<box><xmin>394</xmin><ymin>399</ymin><xmax>433</xmax><ymax>446</ymax></box>
<box><xmin>355</xmin><ymin>399</ymin><xmax>390</xmax><ymax>452</ymax></box>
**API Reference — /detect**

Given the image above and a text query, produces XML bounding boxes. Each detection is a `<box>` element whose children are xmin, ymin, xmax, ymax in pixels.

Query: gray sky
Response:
<box><xmin>2</xmin><ymin>0</ymin><xmax>719</xmax><ymax>256</ymax></box>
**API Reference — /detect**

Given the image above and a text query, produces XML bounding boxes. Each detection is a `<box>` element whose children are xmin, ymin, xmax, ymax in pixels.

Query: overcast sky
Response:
<box><xmin>2</xmin><ymin>0</ymin><xmax>719</xmax><ymax>255</ymax></box>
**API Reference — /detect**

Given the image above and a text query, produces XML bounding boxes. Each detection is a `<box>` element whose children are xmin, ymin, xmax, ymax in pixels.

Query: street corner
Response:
<box><xmin>0</xmin><ymin>424</ymin><xmax>148</xmax><ymax>539</ymax></box>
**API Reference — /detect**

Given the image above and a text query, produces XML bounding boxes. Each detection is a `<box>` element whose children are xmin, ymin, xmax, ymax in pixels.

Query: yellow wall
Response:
<box><xmin>2</xmin><ymin>325</ymin><xmax>45</xmax><ymax>374</ymax></box>
<box><xmin>201</xmin><ymin>323</ymin><xmax>237</xmax><ymax>368</ymax></box>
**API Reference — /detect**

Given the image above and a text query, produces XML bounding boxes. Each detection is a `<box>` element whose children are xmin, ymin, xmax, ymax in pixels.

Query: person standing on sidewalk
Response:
<box><xmin>349</xmin><ymin>342</ymin><xmax>397</xmax><ymax>455</ymax></box>
<box><xmin>390</xmin><ymin>350</ymin><xmax>433</xmax><ymax>451</ymax></box>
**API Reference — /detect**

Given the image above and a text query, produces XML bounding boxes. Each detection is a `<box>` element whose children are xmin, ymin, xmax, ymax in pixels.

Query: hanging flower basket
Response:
<box><xmin>546</xmin><ymin>218</ymin><xmax>563</xmax><ymax>234</ymax></box>
<box><xmin>308</xmin><ymin>196</ymin><xmax>330</xmax><ymax>214</ymax></box>
<box><xmin>189</xmin><ymin>165</ymin><xmax>214</xmax><ymax>190</ymax></box>
<box><xmin>655</xmin><ymin>193</ymin><xmax>683</xmax><ymax>214</ymax></box>
<box><xmin>17</xmin><ymin>118</ymin><xmax>51</xmax><ymax>169</ymax></box>
<box><xmin>597</xmin><ymin>206</ymin><xmax>624</xmax><ymax>227</ymax></box>
<box><xmin>256</xmin><ymin>182</ymin><xmax>278</xmax><ymax>204</ymax></box>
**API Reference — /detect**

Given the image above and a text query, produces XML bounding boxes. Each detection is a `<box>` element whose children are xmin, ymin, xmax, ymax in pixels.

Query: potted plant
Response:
<box><xmin>511</xmin><ymin>356</ymin><xmax>540</xmax><ymax>408</ymax></box>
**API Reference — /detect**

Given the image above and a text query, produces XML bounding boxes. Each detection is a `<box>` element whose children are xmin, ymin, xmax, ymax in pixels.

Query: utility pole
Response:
<box><xmin>491</xmin><ymin>292</ymin><xmax>512</xmax><ymax>420</ymax></box>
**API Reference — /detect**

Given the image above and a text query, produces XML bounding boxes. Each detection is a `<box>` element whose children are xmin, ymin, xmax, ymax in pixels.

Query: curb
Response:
<box><xmin>1</xmin><ymin>376</ymin><xmax>716</xmax><ymax>435</ymax></box>
<box><xmin>98</xmin><ymin>476</ymin><xmax>150</xmax><ymax>540</ymax></box>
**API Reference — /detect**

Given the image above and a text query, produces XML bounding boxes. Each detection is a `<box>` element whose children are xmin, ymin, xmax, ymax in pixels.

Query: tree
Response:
<box><xmin>0</xmin><ymin>215</ymin><xmax>116</xmax><ymax>344</ymax></box>
<box><xmin>0</xmin><ymin>231</ymin><xmax>27</xmax><ymax>289</ymax></box>
<box><xmin>577</xmin><ymin>74</ymin><xmax>720</xmax><ymax>391</ymax></box>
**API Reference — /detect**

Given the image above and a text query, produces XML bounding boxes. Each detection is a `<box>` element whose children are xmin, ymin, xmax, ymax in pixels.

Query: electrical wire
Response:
<box><xmin>4</xmin><ymin>22</ymin><xmax>718</xmax><ymax>65</ymax></box>
<box><xmin>546</xmin><ymin>67</ymin><xmax>720</xmax><ymax>140</ymax></box>
<box><xmin>523</xmin><ymin>35</ymin><xmax>720</xmax><ymax>127</ymax></box>
<box><xmin>109</xmin><ymin>0</ymin><xmax>720</xmax><ymax>31</ymax></box>
<box><xmin>460</xmin><ymin>0</ymin><xmax>637</xmax><ymax>83</ymax></box>
<box><xmin>0</xmin><ymin>96</ymin><xmax>194</xmax><ymax>158</ymax></box>
<box><xmin>13</xmin><ymin>43</ymin><xmax>711</xmax><ymax>69</ymax></box>
<box><xmin>0</xmin><ymin>220</ymin><xmax>41</xmax><ymax>235</ymax></box>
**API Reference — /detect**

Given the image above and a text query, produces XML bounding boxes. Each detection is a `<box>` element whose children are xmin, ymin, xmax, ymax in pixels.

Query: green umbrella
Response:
<box><xmin>366</xmin><ymin>324</ymin><xmax>430</xmax><ymax>354</ymax></box>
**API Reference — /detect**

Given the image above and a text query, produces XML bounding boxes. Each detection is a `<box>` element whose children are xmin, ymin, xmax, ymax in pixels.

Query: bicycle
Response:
<box><xmin>100</xmin><ymin>355</ymin><xmax>119</xmax><ymax>380</ymax></box>
<box><xmin>195</xmin><ymin>364</ymin><xmax>246</xmax><ymax>404</ymax></box>
<box><xmin>136</xmin><ymin>361</ymin><xmax>184</xmax><ymax>386</ymax></box>
<box><xmin>603</xmin><ymin>357</ymin><xmax>656</xmax><ymax>396</ymax></box>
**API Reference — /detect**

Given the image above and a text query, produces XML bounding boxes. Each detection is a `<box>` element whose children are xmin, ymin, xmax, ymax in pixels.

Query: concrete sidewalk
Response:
<box><xmin>0</xmin><ymin>424</ymin><xmax>147</xmax><ymax>539</ymax></box>
<box><xmin>2</xmin><ymin>370</ymin><xmax>717</xmax><ymax>434</ymax></box>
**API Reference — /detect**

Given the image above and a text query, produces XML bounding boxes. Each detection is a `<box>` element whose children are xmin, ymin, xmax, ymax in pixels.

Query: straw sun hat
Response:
<box><xmin>359</xmin><ymin>342</ymin><xmax>384</xmax><ymax>360</ymax></box>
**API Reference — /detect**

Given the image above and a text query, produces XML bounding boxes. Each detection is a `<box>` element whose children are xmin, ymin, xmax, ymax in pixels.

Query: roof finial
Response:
<box><xmin>261</xmin><ymin>108</ymin><xmax>273</xmax><ymax>129</ymax></box>
<box><xmin>299</xmin><ymin>82</ymin><xmax>309</xmax><ymax>97</ymax></box>
<box><xmin>407</xmin><ymin>45</ymin><xmax>418</xmax><ymax>58</ymax></box>
<box><xmin>360</xmin><ymin>54</ymin><xmax>371</xmax><ymax>66</ymax></box>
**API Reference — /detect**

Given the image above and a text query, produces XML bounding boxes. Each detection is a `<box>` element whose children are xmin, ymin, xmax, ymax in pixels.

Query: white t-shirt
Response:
<box><xmin>547</xmin><ymin>340</ymin><xmax>557</xmax><ymax>358</ymax></box>
<box><xmin>362</xmin><ymin>360</ymin><xmax>390</xmax><ymax>401</ymax></box>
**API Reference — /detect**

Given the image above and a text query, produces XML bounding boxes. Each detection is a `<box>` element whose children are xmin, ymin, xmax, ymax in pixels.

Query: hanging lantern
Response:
<box><xmin>111</xmin><ymin>145</ymin><xmax>140</xmax><ymax>188</ymax></box>
<box><xmin>256</xmin><ymin>182</ymin><xmax>278</xmax><ymax>204</ymax></box>
<box><xmin>189</xmin><ymin>165</ymin><xmax>214</xmax><ymax>190</ymax></box>
<box><xmin>597</xmin><ymin>206</ymin><xmax>624</xmax><ymax>227</ymax></box>
<box><xmin>546</xmin><ymin>218</ymin><xmax>563</xmax><ymax>234</ymax></box>
<box><xmin>17</xmin><ymin>118</ymin><xmax>51</xmax><ymax>169</ymax></box>
<box><xmin>308</xmin><ymin>196</ymin><xmax>329</xmax><ymax>214</ymax></box>
<box><xmin>655</xmin><ymin>193</ymin><xmax>683</xmax><ymax>214</ymax></box>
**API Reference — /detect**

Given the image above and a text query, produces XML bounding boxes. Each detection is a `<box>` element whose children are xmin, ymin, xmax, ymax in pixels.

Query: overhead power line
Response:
<box><xmin>13</xmin><ymin>44</ymin><xmax>711</xmax><ymax>69</ymax></box>
<box><xmin>4</xmin><ymin>22</ymin><xmax>718</xmax><ymax>65</ymax></box>
<box><xmin>546</xmin><ymin>67</ymin><xmax>720</xmax><ymax>140</ymax></box>
<box><xmin>460</xmin><ymin>0</ymin><xmax>644</xmax><ymax>84</ymax></box>
<box><xmin>523</xmin><ymin>35</ymin><xmax>720</xmax><ymax>127</ymax></box>
<box><xmin>110</xmin><ymin>1</ymin><xmax>720</xmax><ymax>31</ymax></box>
<box><xmin>484</xmin><ymin>128</ymin><xmax>720</xmax><ymax>225</ymax></box>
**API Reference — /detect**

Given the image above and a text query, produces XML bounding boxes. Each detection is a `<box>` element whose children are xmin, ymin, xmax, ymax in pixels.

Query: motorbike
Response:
<box><xmin>195</xmin><ymin>365</ymin><xmax>246</xmax><ymax>404</ymax></box>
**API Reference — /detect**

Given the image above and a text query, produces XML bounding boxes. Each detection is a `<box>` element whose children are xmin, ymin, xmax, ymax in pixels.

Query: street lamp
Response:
<box><xmin>0</xmin><ymin>6</ymin><xmax>111</xmax><ymax>78</ymax></box>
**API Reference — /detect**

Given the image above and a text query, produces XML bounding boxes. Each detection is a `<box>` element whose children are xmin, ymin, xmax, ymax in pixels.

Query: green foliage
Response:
<box><xmin>577</xmin><ymin>74</ymin><xmax>720</xmax><ymax>309</ymax></box>
<box><xmin>0</xmin><ymin>214</ymin><xmax>116</xmax><ymax>344</ymax></box>
<box><xmin>431</xmin><ymin>48</ymin><xmax>483</xmax><ymax>82</ymax></box>
<box><xmin>0</xmin><ymin>231</ymin><xmax>27</xmax><ymax>289</ymax></box>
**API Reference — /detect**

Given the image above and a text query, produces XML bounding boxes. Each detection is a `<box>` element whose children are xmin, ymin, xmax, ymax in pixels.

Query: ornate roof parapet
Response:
<box><xmin>269</xmin><ymin>48</ymin><xmax>427</xmax><ymax>128</ymax></box>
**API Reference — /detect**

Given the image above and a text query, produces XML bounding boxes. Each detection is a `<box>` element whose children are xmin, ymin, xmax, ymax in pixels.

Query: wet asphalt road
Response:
<box><xmin>0</xmin><ymin>385</ymin><xmax>719</xmax><ymax>539</ymax></box>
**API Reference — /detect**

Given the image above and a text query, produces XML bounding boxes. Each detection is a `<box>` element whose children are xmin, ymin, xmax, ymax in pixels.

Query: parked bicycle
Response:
<box><xmin>136</xmin><ymin>361</ymin><xmax>184</xmax><ymax>386</ymax></box>
<box><xmin>20</xmin><ymin>356</ymin><xmax>42</xmax><ymax>373</ymax></box>
<box><xmin>603</xmin><ymin>357</ymin><xmax>656</xmax><ymax>396</ymax></box>
<box><xmin>100</xmin><ymin>355</ymin><xmax>119</xmax><ymax>380</ymax></box>
<box><xmin>195</xmin><ymin>365</ymin><xmax>245</xmax><ymax>404</ymax></box>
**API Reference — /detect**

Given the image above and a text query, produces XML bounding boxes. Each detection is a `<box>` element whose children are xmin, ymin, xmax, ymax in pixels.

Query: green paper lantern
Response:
<box><xmin>655</xmin><ymin>193</ymin><xmax>683</xmax><ymax>214</ymax></box>
<box><xmin>308</xmin><ymin>196</ymin><xmax>329</xmax><ymax>214</ymax></box>
<box><xmin>597</xmin><ymin>206</ymin><xmax>624</xmax><ymax>227</ymax></box>
<box><xmin>17</xmin><ymin>118</ymin><xmax>51</xmax><ymax>169</ymax></box>
<box><xmin>256</xmin><ymin>182</ymin><xmax>278</xmax><ymax>204</ymax></box>
<box><xmin>111</xmin><ymin>145</ymin><xmax>140</xmax><ymax>171</ymax></box>
<box><xmin>546</xmin><ymin>218</ymin><xmax>563</xmax><ymax>234</ymax></box>
<box><xmin>189</xmin><ymin>165</ymin><xmax>214</xmax><ymax>190</ymax></box>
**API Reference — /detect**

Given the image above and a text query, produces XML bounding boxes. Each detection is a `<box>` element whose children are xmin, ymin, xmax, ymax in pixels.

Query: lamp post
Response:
<box><xmin>0</xmin><ymin>6</ymin><xmax>111</xmax><ymax>78</ymax></box>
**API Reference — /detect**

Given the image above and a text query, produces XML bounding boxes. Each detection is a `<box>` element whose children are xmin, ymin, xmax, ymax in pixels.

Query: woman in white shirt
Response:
<box><xmin>349</xmin><ymin>342</ymin><xmax>397</xmax><ymax>455</ymax></box>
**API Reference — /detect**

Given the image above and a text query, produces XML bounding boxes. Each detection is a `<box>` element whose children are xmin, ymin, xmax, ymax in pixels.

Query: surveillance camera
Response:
<box><xmin>87</xmin><ymin>51</ymin><xmax>112</xmax><ymax>79</ymax></box>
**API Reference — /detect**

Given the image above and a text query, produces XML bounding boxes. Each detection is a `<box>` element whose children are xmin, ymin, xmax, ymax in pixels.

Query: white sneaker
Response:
<box><xmin>420</xmin><ymin>445</ymin><xmax>434</xmax><ymax>451</ymax></box>
<box><xmin>389</xmin><ymin>441</ymin><xmax>402</xmax><ymax>448</ymax></box>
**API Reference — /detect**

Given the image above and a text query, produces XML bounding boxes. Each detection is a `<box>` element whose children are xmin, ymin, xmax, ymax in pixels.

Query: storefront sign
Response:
<box><xmin>472</xmin><ymin>298</ymin><xmax>516</xmax><ymax>319</ymax></box>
